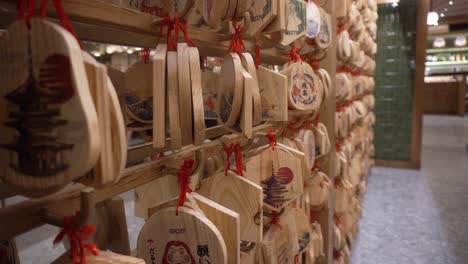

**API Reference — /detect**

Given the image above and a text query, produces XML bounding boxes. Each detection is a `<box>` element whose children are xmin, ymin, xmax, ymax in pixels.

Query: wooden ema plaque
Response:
<box><xmin>247</xmin><ymin>0</ymin><xmax>277</xmax><ymax>36</ymax></box>
<box><xmin>0</xmin><ymin>18</ymin><xmax>99</xmax><ymax>193</ymax></box>
<box><xmin>218</xmin><ymin>53</ymin><xmax>243</xmax><ymax>127</ymax></box>
<box><xmin>198</xmin><ymin>170</ymin><xmax>263</xmax><ymax>243</ymax></box>
<box><xmin>257</xmin><ymin>66</ymin><xmax>288</xmax><ymax>122</ymax></box>
<box><xmin>281</xmin><ymin>62</ymin><xmax>323</xmax><ymax>111</ymax></box>
<box><xmin>153</xmin><ymin>44</ymin><xmax>167</xmax><ymax>148</ymax></box>
<box><xmin>315</xmin><ymin>8</ymin><xmax>332</xmax><ymax>50</ymax></box>
<box><xmin>177</xmin><ymin>43</ymin><xmax>194</xmax><ymax>146</ymax></box>
<box><xmin>202</xmin><ymin>0</ymin><xmax>229</xmax><ymax>29</ymax></box>
<box><xmin>280</xmin><ymin>0</ymin><xmax>306</xmax><ymax>46</ymax></box>
<box><xmin>260</xmin><ymin>219</ymin><xmax>295</xmax><ymax>264</ymax></box>
<box><xmin>305</xmin><ymin>0</ymin><xmax>321</xmax><ymax>39</ymax></box>
<box><xmin>188</xmin><ymin>47</ymin><xmax>206</xmax><ymax>146</ymax></box>
<box><xmin>245</xmin><ymin>144</ymin><xmax>304</xmax><ymax>211</ymax></box>
<box><xmin>83</xmin><ymin>53</ymin><xmax>126</xmax><ymax>185</ymax></box>
<box><xmin>137</xmin><ymin>207</ymin><xmax>227</xmax><ymax>264</ymax></box>
<box><xmin>122</xmin><ymin>0</ymin><xmax>194</xmax><ymax>18</ymax></box>
<box><xmin>52</xmin><ymin>250</ymin><xmax>145</xmax><ymax>264</ymax></box>
<box><xmin>124</xmin><ymin>61</ymin><xmax>154</xmax><ymax>124</ymax></box>
<box><xmin>240</xmin><ymin>53</ymin><xmax>262</xmax><ymax>126</ymax></box>
<box><xmin>167</xmin><ymin>51</ymin><xmax>183</xmax><ymax>150</ymax></box>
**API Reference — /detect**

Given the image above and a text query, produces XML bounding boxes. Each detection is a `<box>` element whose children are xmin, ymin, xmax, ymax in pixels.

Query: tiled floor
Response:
<box><xmin>351</xmin><ymin>115</ymin><xmax>468</xmax><ymax>264</ymax></box>
<box><xmin>11</xmin><ymin>114</ymin><xmax>468</xmax><ymax>263</ymax></box>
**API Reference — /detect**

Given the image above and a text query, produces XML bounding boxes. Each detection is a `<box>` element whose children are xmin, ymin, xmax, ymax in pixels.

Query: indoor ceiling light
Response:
<box><xmin>449</xmin><ymin>1</ymin><xmax>453</xmax><ymax>5</ymax></box>
<box><xmin>441</xmin><ymin>13</ymin><xmax>445</xmax><ymax>17</ymax></box>
<box><xmin>427</xmin><ymin>12</ymin><xmax>439</xmax><ymax>26</ymax></box>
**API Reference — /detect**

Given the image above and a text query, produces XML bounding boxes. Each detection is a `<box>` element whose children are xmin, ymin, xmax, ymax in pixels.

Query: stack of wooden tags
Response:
<box><xmin>152</xmin><ymin>43</ymin><xmax>205</xmax><ymax>149</ymax></box>
<box><xmin>52</xmin><ymin>250</ymin><xmax>145</xmax><ymax>264</ymax></box>
<box><xmin>0</xmin><ymin>18</ymin><xmax>101</xmax><ymax>197</ymax></box>
<box><xmin>216</xmin><ymin>52</ymin><xmax>266</xmax><ymax>138</ymax></box>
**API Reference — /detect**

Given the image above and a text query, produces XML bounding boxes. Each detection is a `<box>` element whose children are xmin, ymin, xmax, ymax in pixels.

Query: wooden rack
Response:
<box><xmin>0</xmin><ymin>0</ymin><xmax>339</xmax><ymax>263</ymax></box>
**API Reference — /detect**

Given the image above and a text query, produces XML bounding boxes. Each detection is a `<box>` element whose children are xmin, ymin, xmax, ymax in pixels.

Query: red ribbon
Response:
<box><xmin>310</xmin><ymin>210</ymin><xmax>320</xmax><ymax>223</ymax></box>
<box><xmin>271</xmin><ymin>211</ymin><xmax>282</xmax><ymax>228</ymax></box>
<box><xmin>228</xmin><ymin>20</ymin><xmax>246</xmax><ymax>54</ymax></box>
<box><xmin>53</xmin><ymin>212</ymin><xmax>99</xmax><ymax>264</ymax></box>
<box><xmin>312</xmin><ymin>160</ymin><xmax>320</xmax><ymax>171</ymax></box>
<box><xmin>176</xmin><ymin>159</ymin><xmax>195</xmax><ymax>215</ymax></box>
<box><xmin>334</xmin><ymin>213</ymin><xmax>341</xmax><ymax>226</ymax></box>
<box><xmin>337</xmin><ymin>22</ymin><xmax>346</xmax><ymax>35</ymax></box>
<box><xmin>52</xmin><ymin>0</ymin><xmax>82</xmax><ymax>48</ymax></box>
<box><xmin>156</xmin><ymin>16</ymin><xmax>172</xmax><ymax>46</ymax></box>
<box><xmin>333</xmin><ymin>250</ymin><xmax>342</xmax><ymax>260</ymax></box>
<box><xmin>254</xmin><ymin>45</ymin><xmax>261</xmax><ymax>68</ymax></box>
<box><xmin>266</xmin><ymin>130</ymin><xmax>277</xmax><ymax>149</ymax></box>
<box><xmin>313</xmin><ymin>113</ymin><xmax>320</xmax><ymax>126</ymax></box>
<box><xmin>223</xmin><ymin>143</ymin><xmax>234</xmax><ymax>176</ymax></box>
<box><xmin>40</xmin><ymin>0</ymin><xmax>47</xmax><ymax>18</ymax></box>
<box><xmin>307</xmin><ymin>58</ymin><xmax>320</xmax><ymax>71</ymax></box>
<box><xmin>335</xmin><ymin>143</ymin><xmax>342</xmax><ymax>152</ymax></box>
<box><xmin>17</xmin><ymin>0</ymin><xmax>24</xmax><ymax>20</ymax></box>
<box><xmin>287</xmin><ymin>45</ymin><xmax>302</xmax><ymax>63</ymax></box>
<box><xmin>233</xmin><ymin>143</ymin><xmax>243</xmax><ymax>176</ymax></box>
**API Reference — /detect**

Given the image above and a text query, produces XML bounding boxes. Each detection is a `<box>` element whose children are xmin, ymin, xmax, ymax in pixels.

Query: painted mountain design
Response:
<box><xmin>261</xmin><ymin>164</ymin><xmax>294</xmax><ymax>208</ymax></box>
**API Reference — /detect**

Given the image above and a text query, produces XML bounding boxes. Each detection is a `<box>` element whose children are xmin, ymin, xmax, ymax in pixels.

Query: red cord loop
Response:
<box><xmin>17</xmin><ymin>0</ymin><xmax>24</xmax><ymax>20</ymax></box>
<box><xmin>271</xmin><ymin>211</ymin><xmax>282</xmax><ymax>228</ymax></box>
<box><xmin>266</xmin><ymin>130</ymin><xmax>277</xmax><ymax>149</ymax></box>
<box><xmin>254</xmin><ymin>45</ymin><xmax>261</xmax><ymax>68</ymax></box>
<box><xmin>223</xmin><ymin>143</ymin><xmax>234</xmax><ymax>176</ymax></box>
<box><xmin>233</xmin><ymin>143</ymin><xmax>243</xmax><ymax>176</ymax></box>
<box><xmin>228</xmin><ymin>20</ymin><xmax>246</xmax><ymax>54</ymax></box>
<box><xmin>179</xmin><ymin>19</ymin><xmax>196</xmax><ymax>47</ymax></box>
<box><xmin>53</xmin><ymin>211</ymin><xmax>99</xmax><ymax>264</ymax></box>
<box><xmin>176</xmin><ymin>159</ymin><xmax>195</xmax><ymax>215</ymax></box>
<box><xmin>335</xmin><ymin>143</ymin><xmax>342</xmax><ymax>152</ymax></box>
<box><xmin>287</xmin><ymin>45</ymin><xmax>302</xmax><ymax>63</ymax></box>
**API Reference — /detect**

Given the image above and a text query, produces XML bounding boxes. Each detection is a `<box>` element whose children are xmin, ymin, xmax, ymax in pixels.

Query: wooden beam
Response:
<box><xmin>319</xmin><ymin>1</ymin><xmax>337</xmax><ymax>263</ymax></box>
<box><xmin>410</xmin><ymin>0</ymin><xmax>430</xmax><ymax>169</ymax></box>
<box><xmin>0</xmin><ymin>124</ymin><xmax>272</xmax><ymax>240</ymax></box>
<box><xmin>375</xmin><ymin>159</ymin><xmax>419</xmax><ymax>169</ymax></box>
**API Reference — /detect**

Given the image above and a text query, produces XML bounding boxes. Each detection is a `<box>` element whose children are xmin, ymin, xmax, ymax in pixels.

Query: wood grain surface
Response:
<box><xmin>188</xmin><ymin>47</ymin><xmax>206</xmax><ymax>146</ymax></box>
<box><xmin>240</xmin><ymin>53</ymin><xmax>263</xmax><ymax>125</ymax></box>
<box><xmin>218</xmin><ymin>53</ymin><xmax>243</xmax><ymax>127</ymax></box>
<box><xmin>192</xmin><ymin>192</ymin><xmax>240</xmax><ymax>264</ymax></box>
<box><xmin>257</xmin><ymin>66</ymin><xmax>288</xmax><ymax>121</ymax></box>
<box><xmin>197</xmin><ymin>171</ymin><xmax>263</xmax><ymax>243</ymax></box>
<box><xmin>167</xmin><ymin>51</ymin><xmax>182</xmax><ymax>150</ymax></box>
<box><xmin>153</xmin><ymin>44</ymin><xmax>167</xmax><ymax>148</ymax></box>
<box><xmin>177</xmin><ymin>43</ymin><xmax>193</xmax><ymax>146</ymax></box>
<box><xmin>240</xmin><ymin>71</ymin><xmax>253</xmax><ymax>139</ymax></box>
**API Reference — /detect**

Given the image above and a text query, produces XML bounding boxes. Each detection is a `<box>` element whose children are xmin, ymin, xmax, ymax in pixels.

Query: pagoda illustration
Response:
<box><xmin>0</xmin><ymin>39</ymin><xmax>74</xmax><ymax>177</ymax></box>
<box><xmin>261</xmin><ymin>163</ymin><xmax>294</xmax><ymax>208</ymax></box>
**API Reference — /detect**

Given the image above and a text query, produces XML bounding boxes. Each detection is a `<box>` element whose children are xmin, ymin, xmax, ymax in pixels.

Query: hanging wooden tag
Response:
<box><xmin>0</xmin><ymin>18</ymin><xmax>100</xmax><ymax>193</ymax></box>
<box><xmin>124</xmin><ymin>60</ymin><xmax>154</xmax><ymax>124</ymax></box>
<box><xmin>257</xmin><ymin>66</ymin><xmax>287</xmax><ymax>121</ymax></box>
<box><xmin>234</xmin><ymin>0</ymin><xmax>249</xmax><ymax>18</ymax></box>
<box><xmin>153</xmin><ymin>44</ymin><xmax>167</xmax><ymax>148</ymax></box>
<box><xmin>202</xmin><ymin>0</ymin><xmax>229</xmax><ymax>29</ymax></box>
<box><xmin>313</xmin><ymin>123</ymin><xmax>330</xmax><ymax>157</ymax></box>
<box><xmin>239</xmin><ymin>70</ymin><xmax>253</xmax><ymax>138</ymax></box>
<box><xmin>177</xmin><ymin>43</ymin><xmax>194</xmax><ymax>146</ymax></box>
<box><xmin>188</xmin><ymin>47</ymin><xmax>206</xmax><ymax>146</ymax></box>
<box><xmin>305</xmin><ymin>0</ymin><xmax>321</xmax><ymax>38</ymax></box>
<box><xmin>83</xmin><ymin>53</ymin><xmax>126</xmax><ymax>185</ymax></box>
<box><xmin>279</xmin><ymin>0</ymin><xmax>306</xmax><ymax>46</ymax></box>
<box><xmin>123</xmin><ymin>0</ymin><xmax>194</xmax><ymax>18</ymax></box>
<box><xmin>281</xmin><ymin>62</ymin><xmax>323</xmax><ymax>111</ymax></box>
<box><xmin>218</xmin><ymin>53</ymin><xmax>243</xmax><ymax>127</ymax></box>
<box><xmin>167</xmin><ymin>51</ymin><xmax>183</xmax><ymax>150</ymax></box>
<box><xmin>247</xmin><ymin>0</ymin><xmax>277</xmax><ymax>36</ymax></box>
<box><xmin>137</xmin><ymin>206</ymin><xmax>227</xmax><ymax>264</ymax></box>
<box><xmin>296</xmin><ymin>130</ymin><xmax>315</xmax><ymax>170</ymax></box>
<box><xmin>261</xmin><ymin>223</ymin><xmax>294</xmax><ymax>264</ymax></box>
<box><xmin>136</xmin><ymin>152</ymin><xmax>204</xmax><ymax>218</ymax></box>
<box><xmin>240</xmin><ymin>53</ymin><xmax>262</xmax><ymax>125</ymax></box>
<box><xmin>224</xmin><ymin>0</ymin><xmax>238</xmax><ymax>20</ymax></box>
<box><xmin>315</xmin><ymin>8</ymin><xmax>331</xmax><ymax>49</ymax></box>
<box><xmin>291</xmin><ymin>209</ymin><xmax>312</xmax><ymax>254</ymax></box>
<box><xmin>202</xmin><ymin>69</ymin><xmax>220</xmax><ymax>121</ymax></box>
<box><xmin>245</xmin><ymin>144</ymin><xmax>304</xmax><ymax>211</ymax></box>
<box><xmin>305</xmin><ymin>171</ymin><xmax>330</xmax><ymax>206</ymax></box>
<box><xmin>198</xmin><ymin>170</ymin><xmax>263</xmax><ymax>243</ymax></box>
<box><xmin>262</xmin><ymin>0</ymin><xmax>287</xmax><ymax>34</ymax></box>
<box><xmin>191</xmin><ymin>193</ymin><xmax>240</xmax><ymax>264</ymax></box>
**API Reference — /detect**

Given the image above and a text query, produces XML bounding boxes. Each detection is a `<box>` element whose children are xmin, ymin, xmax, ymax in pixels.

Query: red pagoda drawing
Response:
<box><xmin>261</xmin><ymin>163</ymin><xmax>294</xmax><ymax>208</ymax></box>
<box><xmin>1</xmin><ymin>39</ymin><xmax>74</xmax><ymax>177</ymax></box>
